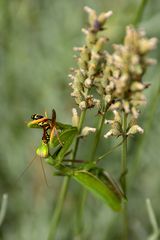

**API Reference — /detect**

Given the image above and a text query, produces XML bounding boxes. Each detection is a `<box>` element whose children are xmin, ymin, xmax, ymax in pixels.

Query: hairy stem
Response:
<box><xmin>121</xmin><ymin>113</ymin><xmax>128</xmax><ymax>240</ymax></box>
<box><xmin>47</xmin><ymin>110</ymin><xmax>86</xmax><ymax>240</ymax></box>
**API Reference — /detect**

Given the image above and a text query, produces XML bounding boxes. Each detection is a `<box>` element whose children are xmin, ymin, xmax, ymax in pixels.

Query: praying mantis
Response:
<box><xmin>27</xmin><ymin>109</ymin><xmax>125</xmax><ymax>211</ymax></box>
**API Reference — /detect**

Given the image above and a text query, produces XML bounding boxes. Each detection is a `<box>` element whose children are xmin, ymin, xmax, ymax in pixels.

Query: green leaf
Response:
<box><xmin>49</xmin><ymin>126</ymin><xmax>78</xmax><ymax>165</ymax></box>
<box><xmin>73</xmin><ymin>169</ymin><xmax>124</xmax><ymax>211</ymax></box>
<box><xmin>56</xmin><ymin>122</ymin><xmax>73</xmax><ymax>130</ymax></box>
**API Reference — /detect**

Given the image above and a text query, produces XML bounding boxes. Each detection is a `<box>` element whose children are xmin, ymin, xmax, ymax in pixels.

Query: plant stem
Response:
<box><xmin>133</xmin><ymin>0</ymin><xmax>149</xmax><ymax>26</ymax></box>
<box><xmin>72</xmin><ymin>110</ymin><xmax>87</xmax><ymax>160</ymax></box>
<box><xmin>47</xmin><ymin>177</ymin><xmax>69</xmax><ymax>240</ymax></box>
<box><xmin>121</xmin><ymin>113</ymin><xmax>128</xmax><ymax>240</ymax></box>
<box><xmin>76</xmin><ymin>105</ymin><xmax>109</xmax><ymax>236</ymax></box>
<box><xmin>121</xmin><ymin>113</ymin><xmax>127</xmax><ymax>194</ymax></box>
<box><xmin>47</xmin><ymin>110</ymin><xmax>86</xmax><ymax>240</ymax></box>
<box><xmin>90</xmin><ymin>114</ymin><xmax>106</xmax><ymax>161</ymax></box>
<box><xmin>90</xmin><ymin>105</ymin><xmax>109</xmax><ymax>162</ymax></box>
<box><xmin>97</xmin><ymin>138</ymin><xmax>125</xmax><ymax>162</ymax></box>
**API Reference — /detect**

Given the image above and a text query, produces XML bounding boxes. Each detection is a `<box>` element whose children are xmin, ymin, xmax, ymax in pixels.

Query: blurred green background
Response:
<box><xmin>0</xmin><ymin>0</ymin><xmax>160</xmax><ymax>239</ymax></box>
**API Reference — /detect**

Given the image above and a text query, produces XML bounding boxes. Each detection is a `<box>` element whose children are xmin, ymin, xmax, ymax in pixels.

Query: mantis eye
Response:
<box><xmin>31</xmin><ymin>114</ymin><xmax>44</xmax><ymax>120</ymax></box>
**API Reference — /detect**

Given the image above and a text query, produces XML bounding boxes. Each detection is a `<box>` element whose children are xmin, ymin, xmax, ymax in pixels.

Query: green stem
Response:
<box><xmin>90</xmin><ymin>105</ymin><xmax>109</xmax><ymax>161</ymax></box>
<box><xmin>75</xmin><ymin>189</ymin><xmax>87</xmax><ymax>237</ymax></box>
<box><xmin>90</xmin><ymin>114</ymin><xmax>106</xmax><ymax>161</ymax></box>
<box><xmin>47</xmin><ymin>110</ymin><xmax>86</xmax><ymax>240</ymax></box>
<box><xmin>47</xmin><ymin>177</ymin><xmax>69</xmax><ymax>240</ymax></box>
<box><xmin>97</xmin><ymin>138</ymin><xmax>125</xmax><ymax>162</ymax></box>
<box><xmin>121</xmin><ymin>113</ymin><xmax>128</xmax><ymax>240</ymax></box>
<box><xmin>121</xmin><ymin>114</ymin><xmax>127</xmax><ymax>194</ymax></box>
<box><xmin>76</xmin><ymin>105</ymin><xmax>109</xmax><ymax>236</ymax></box>
<box><xmin>133</xmin><ymin>0</ymin><xmax>149</xmax><ymax>26</ymax></box>
<box><xmin>72</xmin><ymin>110</ymin><xmax>87</xmax><ymax>160</ymax></box>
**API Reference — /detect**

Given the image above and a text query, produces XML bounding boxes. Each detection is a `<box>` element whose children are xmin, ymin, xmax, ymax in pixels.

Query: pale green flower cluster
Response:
<box><xmin>69</xmin><ymin>6</ymin><xmax>112</xmax><ymax>110</ymax></box>
<box><xmin>102</xmin><ymin>26</ymin><xmax>157</xmax><ymax>118</ymax></box>
<box><xmin>103</xmin><ymin>26</ymin><xmax>157</xmax><ymax>138</ymax></box>
<box><xmin>69</xmin><ymin>7</ymin><xmax>157</xmax><ymax>138</ymax></box>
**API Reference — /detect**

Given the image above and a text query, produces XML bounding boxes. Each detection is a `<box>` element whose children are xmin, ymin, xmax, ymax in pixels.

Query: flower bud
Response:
<box><xmin>98</xmin><ymin>11</ymin><xmax>113</xmax><ymax>25</ymax></box>
<box><xmin>81</xmin><ymin>126</ymin><xmax>96</xmax><ymax>137</ymax></box>
<box><xmin>86</xmin><ymin>32</ymin><xmax>97</xmax><ymax>46</ymax></box>
<box><xmin>130</xmin><ymin>82</ymin><xmax>145</xmax><ymax>91</ymax></box>
<box><xmin>113</xmin><ymin>110</ymin><xmax>121</xmax><ymax>123</ymax></box>
<box><xmin>72</xmin><ymin>108</ymin><xmax>79</xmax><ymax>127</ymax></box>
<box><xmin>127</xmin><ymin>125</ymin><xmax>144</xmax><ymax>135</ymax></box>
<box><xmin>80</xmin><ymin>47</ymin><xmax>90</xmax><ymax>62</ymax></box>
<box><xmin>139</xmin><ymin>38</ymin><xmax>157</xmax><ymax>54</ymax></box>
<box><xmin>104</xmin><ymin>129</ymin><xmax>114</xmax><ymax>138</ymax></box>
<box><xmin>84</xmin><ymin>78</ymin><xmax>92</xmax><ymax>88</ymax></box>
<box><xmin>84</xmin><ymin>6</ymin><xmax>97</xmax><ymax>26</ymax></box>
<box><xmin>122</xmin><ymin>100</ymin><xmax>130</xmax><ymax>114</ymax></box>
<box><xmin>93</xmin><ymin>37</ymin><xmax>106</xmax><ymax>53</ymax></box>
<box><xmin>79</xmin><ymin>101</ymin><xmax>87</xmax><ymax>110</ymax></box>
<box><xmin>104</xmin><ymin>95</ymin><xmax>111</xmax><ymax>103</ymax></box>
<box><xmin>105</xmin><ymin>120</ymin><xmax>114</xmax><ymax>124</ymax></box>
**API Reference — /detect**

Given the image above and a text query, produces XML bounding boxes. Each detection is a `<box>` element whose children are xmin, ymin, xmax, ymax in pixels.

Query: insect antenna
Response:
<box><xmin>16</xmin><ymin>155</ymin><xmax>38</xmax><ymax>182</ymax></box>
<box><xmin>40</xmin><ymin>158</ymin><xmax>50</xmax><ymax>187</ymax></box>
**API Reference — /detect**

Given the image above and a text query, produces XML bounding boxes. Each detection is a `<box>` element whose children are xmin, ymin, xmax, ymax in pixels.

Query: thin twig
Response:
<box><xmin>97</xmin><ymin>138</ymin><xmax>126</xmax><ymax>162</ymax></box>
<box><xmin>90</xmin><ymin>104</ymin><xmax>110</xmax><ymax>162</ymax></box>
<box><xmin>121</xmin><ymin>113</ymin><xmax>128</xmax><ymax>240</ymax></box>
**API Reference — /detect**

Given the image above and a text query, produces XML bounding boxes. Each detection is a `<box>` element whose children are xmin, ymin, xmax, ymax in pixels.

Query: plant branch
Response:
<box><xmin>97</xmin><ymin>138</ymin><xmax>126</xmax><ymax>162</ymax></box>
<box><xmin>47</xmin><ymin>177</ymin><xmax>69</xmax><ymax>240</ymax></box>
<box><xmin>121</xmin><ymin>114</ymin><xmax>127</xmax><ymax>194</ymax></box>
<box><xmin>133</xmin><ymin>0</ymin><xmax>149</xmax><ymax>26</ymax></box>
<box><xmin>72</xmin><ymin>110</ymin><xmax>87</xmax><ymax>160</ymax></box>
<box><xmin>90</xmin><ymin>104</ymin><xmax>110</xmax><ymax>162</ymax></box>
<box><xmin>121</xmin><ymin>113</ymin><xmax>128</xmax><ymax>240</ymax></box>
<box><xmin>76</xmin><ymin>105</ymin><xmax>110</xmax><ymax>236</ymax></box>
<box><xmin>47</xmin><ymin>110</ymin><xmax>87</xmax><ymax>240</ymax></box>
